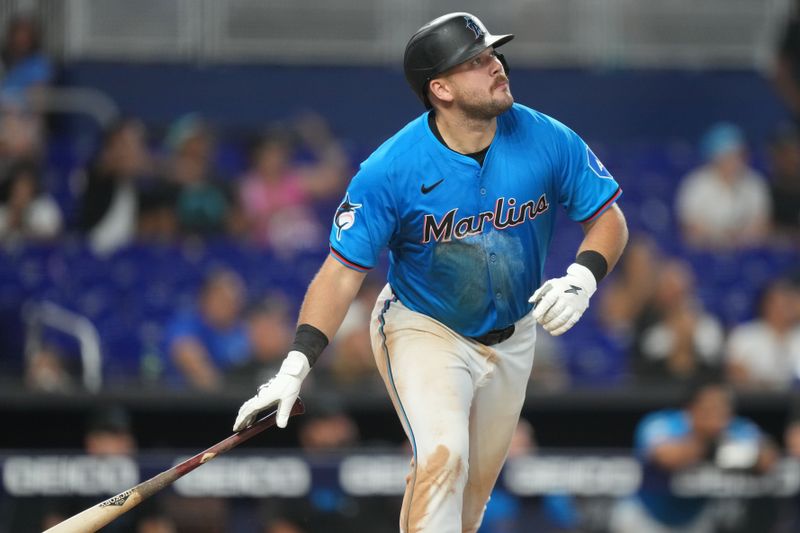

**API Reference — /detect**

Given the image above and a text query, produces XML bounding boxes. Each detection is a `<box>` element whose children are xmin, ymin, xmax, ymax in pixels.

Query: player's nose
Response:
<box><xmin>489</xmin><ymin>56</ymin><xmax>502</xmax><ymax>76</ymax></box>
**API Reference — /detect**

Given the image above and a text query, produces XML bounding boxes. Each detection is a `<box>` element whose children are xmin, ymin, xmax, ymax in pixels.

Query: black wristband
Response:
<box><xmin>575</xmin><ymin>250</ymin><xmax>608</xmax><ymax>283</ymax></box>
<box><xmin>291</xmin><ymin>324</ymin><xmax>329</xmax><ymax>367</ymax></box>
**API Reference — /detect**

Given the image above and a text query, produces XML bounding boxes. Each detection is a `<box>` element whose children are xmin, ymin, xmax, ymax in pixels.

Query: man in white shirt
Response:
<box><xmin>726</xmin><ymin>279</ymin><xmax>800</xmax><ymax>389</ymax></box>
<box><xmin>676</xmin><ymin>123</ymin><xmax>771</xmax><ymax>250</ymax></box>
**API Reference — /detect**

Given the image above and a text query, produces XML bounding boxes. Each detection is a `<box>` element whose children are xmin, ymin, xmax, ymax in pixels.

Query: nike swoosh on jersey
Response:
<box><xmin>421</xmin><ymin>179</ymin><xmax>444</xmax><ymax>194</ymax></box>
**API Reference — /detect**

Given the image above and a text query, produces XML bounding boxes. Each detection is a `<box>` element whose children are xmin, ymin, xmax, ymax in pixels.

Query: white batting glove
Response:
<box><xmin>233</xmin><ymin>350</ymin><xmax>310</xmax><ymax>431</ymax></box>
<box><xmin>530</xmin><ymin>263</ymin><xmax>596</xmax><ymax>336</ymax></box>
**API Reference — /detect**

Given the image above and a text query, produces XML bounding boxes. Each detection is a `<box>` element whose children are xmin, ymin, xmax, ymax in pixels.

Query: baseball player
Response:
<box><xmin>234</xmin><ymin>12</ymin><xmax>628</xmax><ymax>533</ymax></box>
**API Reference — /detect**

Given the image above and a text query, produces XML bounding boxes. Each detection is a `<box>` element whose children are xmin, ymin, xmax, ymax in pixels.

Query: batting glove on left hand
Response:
<box><xmin>530</xmin><ymin>263</ymin><xmax>596</xmax><ymax>336</ymax></box>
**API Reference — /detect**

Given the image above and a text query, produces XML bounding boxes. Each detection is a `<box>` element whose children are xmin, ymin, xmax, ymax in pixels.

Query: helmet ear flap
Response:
<box><xmin>496</xmin><ymin>52</ymin><xmax>510</xmax><ymax>76</ymax></box>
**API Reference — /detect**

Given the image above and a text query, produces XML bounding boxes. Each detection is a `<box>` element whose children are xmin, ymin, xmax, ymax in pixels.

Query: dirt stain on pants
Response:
<box><xmin>401</xmin><ymin>444</ymin><xmax>465</xmax><ymax>533</ymax></box>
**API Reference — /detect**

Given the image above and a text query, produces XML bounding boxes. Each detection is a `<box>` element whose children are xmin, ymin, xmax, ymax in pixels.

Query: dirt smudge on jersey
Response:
<box><xmin>407</xmin><ymin>444</ymin><xmax>464</xmax><ymax>532</ymax></box>
<box><xmin>431</xmin><ymin>238</ymin><xmax>489</xmax><ymax>319</ymax></box>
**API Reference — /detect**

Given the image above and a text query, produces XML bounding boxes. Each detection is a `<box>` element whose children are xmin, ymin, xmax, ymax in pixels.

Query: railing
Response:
<box><xmin>2</xmin><ymin>0</ymin><xmax>794</xmax><ymax>69</ymax></box>
<box><xmin>23</xmin><ymin>301</ymin><xmax>103</xmax><ymax>392</ymax></box>
<box><xmin>27</xmin><ymin>86</ymin><xmax>119</xmax><ymax>129</ymax></box>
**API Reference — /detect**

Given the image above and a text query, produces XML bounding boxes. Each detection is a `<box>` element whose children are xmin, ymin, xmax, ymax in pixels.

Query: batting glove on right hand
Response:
<box><xmin>530</xmin><ymin>263</ymin><xmax>597</xmax><ymax>336</ymax></box>
<box><xmin>233</xmin><ymin>350</ymin><xmax>310</xmax><ymax>431</ymax></box>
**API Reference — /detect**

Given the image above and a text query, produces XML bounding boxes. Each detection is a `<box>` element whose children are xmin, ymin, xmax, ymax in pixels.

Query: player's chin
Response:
<box><xmin>494</xmin><ymin>92</ymin><xmax>514</xmax><ymax>112</ymax></box>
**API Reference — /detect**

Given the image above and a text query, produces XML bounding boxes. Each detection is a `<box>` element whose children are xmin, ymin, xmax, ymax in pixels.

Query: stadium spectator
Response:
<box><xmin>238</xmin><ymin>113</ymin><xmax>347</xmax><ymax>255</ymax></box>
<box><xmin>163</xmin><ymin>113</ymin><xmax>235</xmax><ymax>237</ymax></box>
<box><xmin>792</xmin><ymin>270</ymin><xmax>800</xmax><ymax>318</ymax></box>
<box><xmin>39</xmin><ymin>407</ymin><xmax>177</xmax><ymax>532</ymax></box>
<box><xmin>0</xmin><ymin>106</ymin><xmax>43</xmax><ymax>173</ymax></box>
<box><xmin>774</xmin><ymin>0</ymin><xmax>800</xmax><ymax>125</ymax></box>
<box><xmin>766</xmin><ymin>124</ymin><xmax>800</xmax><ymax>239</ymax></box>
<box><xmin>83</xmin><ymin>405</ymin><xmax>137</xmax><ymax>456</ymax></box>
<box><xmin>0</xmin><ymin>14</ymin><xmax>53</xmax><ymax>109</ymax></box>
<box><xmin>725</xmin><ymin>279</ymin><xmax>800</xmax><ymax>390</ymax></box>
<box><xmin>783</xmin><ymin>415</ymin><xmax>800</xmax><ymax>533</ymax></box>
<box><xmin>788</xmin><ymin>419</ymin><xmax>800</xmax><ymax>459</ymax></box>
<box><xmin>481</xmin><ymin>418</ymin><xmax>580</xmax><ymax>533</ymax></box>
<box><xmin>529</xmin><ymin>326</ymin><xmax>569</xmax><ymax>391</ymax></box>
<box><xmin>298</xmin><ymin>401</ymin><xmax>359</xmax><ymax>452</ymax></box>
<box><xmin>288</xmin><ymin>400</ymin><xmax>398</xmax><ymax>533</ymax></box>
<box><xmin>610</xmin><ymin>378</ymin><xmax>778</xmax><ymax>533</ymax></box>
<box><xmin>263</xmin><ymin>519</ymin><xmax>307</xmax><ymax>533</ymax></box>
<box><xmin>227</xmin><ymin>295</ymin><xmax>294</xmax><ymax>388</ymax></box>
<box><xmin>631</xmin><ymin>260</ymin><xmax>725</xmax><ymax>385</ymax></box>
<box><xmin>77</xmin><ymin>118</ymin><xmax>153</xmax><ymax>255</ymax></box>
<box><xmin>136</xmin><ymin>177</ymin><xmax>180</xmax><ymax>245</ymax></box>
<box><xmin>163</xmin><ymin>268</ymin><xmax>249</xmax><ymax>390</ymax></box>
<box><xmin>597</xmin><ymin>235</ymin><xmax>662</xmax><ymax>338</ymax></box>
<box><xmin>23</xmin><ymin>344</ymin><xmax>74</xmax><ymax>392</ymax></box>
<box><xmin>782</xmin><ymin>400</ymin><xmax>800</xmax><ymax>532</ymax></box>
<box><xmin>0</xmin><ymin>159</ymin><xmax>61</xmax><ymax>245</ymax></box>
<box><xmin>675</xmin><ymin>123</ymin><xmax>771</xmax><ymax>250</ymax></box>
<box><xmin>137</xmin><ymin>516</ymin><xmax>178</xmax><ymax>533</ymax></box>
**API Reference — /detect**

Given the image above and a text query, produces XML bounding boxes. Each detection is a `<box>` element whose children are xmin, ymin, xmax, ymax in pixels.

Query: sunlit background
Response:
<box><xmin>0</xmin><ymin>0</ymin><xmax>799</xmax><ymax>532</ymax></box>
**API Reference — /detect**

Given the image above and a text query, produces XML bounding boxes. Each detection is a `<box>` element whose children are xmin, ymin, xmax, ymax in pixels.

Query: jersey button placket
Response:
<box><xmin>478</xmin><ymin>173</ymin><xmax>504</xmax><ymax>307</ymax></box>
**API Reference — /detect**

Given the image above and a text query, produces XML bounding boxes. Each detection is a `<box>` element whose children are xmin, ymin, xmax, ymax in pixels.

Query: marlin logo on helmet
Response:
<box><xmin>334</xmin><ymin>194</ymin><xmax>362</xmax><ymax>240</ymax></box>
<box><xmin>464</xmin><ymin>16</ymin><xmax>484</xmax><ymax>39</ymax></box>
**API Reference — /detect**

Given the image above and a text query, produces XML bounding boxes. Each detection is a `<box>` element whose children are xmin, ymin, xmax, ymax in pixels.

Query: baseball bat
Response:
<box><xmin>43</xmin><ymin>398</ymin><xmax>305</xmax><ymax>533</ymax></box>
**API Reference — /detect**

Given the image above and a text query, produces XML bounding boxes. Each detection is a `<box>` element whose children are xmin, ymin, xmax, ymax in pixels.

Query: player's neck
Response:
<box><xmin>433</xmin><ymin>110</ymin><xmax>496</xmax><ymax>155</ymax></box>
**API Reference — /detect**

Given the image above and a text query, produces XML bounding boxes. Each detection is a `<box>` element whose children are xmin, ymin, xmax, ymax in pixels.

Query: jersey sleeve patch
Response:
<box><xmin>587</xmin><ymin>146</ymin><xmax>613</xmax><ymax>179</ymax></box>
<box><xmin>333</xmin><ymin>193</ymin><xmax>363</xmax><ymax>241</ymax></box>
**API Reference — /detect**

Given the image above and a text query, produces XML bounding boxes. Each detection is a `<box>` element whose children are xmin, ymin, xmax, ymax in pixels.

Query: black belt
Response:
<box><xmin>471</xmin><ymin>324</ymin><xmax>515</xmax><ymax>346</ymax></box>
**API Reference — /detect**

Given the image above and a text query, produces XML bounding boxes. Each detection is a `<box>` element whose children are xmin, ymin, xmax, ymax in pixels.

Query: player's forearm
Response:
<box><xmin>578</xmin><ymin>203</ymin><xmax>628</xmax><ymax>274</ymax></box>
<box><xmin>232</xmin><ymin>254</ymin><xmax>366</xmax><ymax>431</ymax></box>
<box><xmin>755</xmin><ymin>440</ymin><xmax>779</xmax><ymax>473</ymax></box>
<box><xmin>651</xmin><ymin>438</ymin><xmax>707</xmax><ymax>470</ymax></box>
<box><xmin>297</xmin><ymin>254</ymin><xmax>367</xmax><ymax>342</ymax></box>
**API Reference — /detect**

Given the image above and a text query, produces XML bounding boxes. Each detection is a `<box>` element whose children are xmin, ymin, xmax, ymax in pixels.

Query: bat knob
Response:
<box><xmin>291</xmin><ymin>397</ymin><xmax>306</xmax><ymax>417</ymax></box>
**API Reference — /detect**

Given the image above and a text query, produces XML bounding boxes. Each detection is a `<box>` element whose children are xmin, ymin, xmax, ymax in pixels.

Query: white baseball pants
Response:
<box><xmin>370</xmin><ymin>284</ymin><xmax>536</xmax><ymax>533</ymax></box>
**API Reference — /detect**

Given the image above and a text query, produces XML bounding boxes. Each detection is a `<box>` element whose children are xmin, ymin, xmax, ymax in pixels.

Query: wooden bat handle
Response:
<box><xmin>43</xmin><ymin>398</ymin><xmax>305</xmax><ymax>533</ymax></box>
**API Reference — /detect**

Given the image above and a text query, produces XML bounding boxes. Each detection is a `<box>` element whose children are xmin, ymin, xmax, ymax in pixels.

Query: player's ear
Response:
<box><xmin>428</xmin><ymin>77</ymin><xmax>454</xmax><ymax>105</ymax></box>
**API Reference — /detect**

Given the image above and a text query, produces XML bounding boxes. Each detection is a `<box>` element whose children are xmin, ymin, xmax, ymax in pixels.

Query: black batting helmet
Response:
<box><xmin>403</xmin><ymin>13</ymin><xmax>513</xmax><ymax>109</ymax></box>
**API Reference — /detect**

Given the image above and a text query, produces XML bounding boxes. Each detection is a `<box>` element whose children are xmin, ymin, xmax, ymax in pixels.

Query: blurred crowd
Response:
<box><xmin>0</xmin><ymin>11</ymin><xmax>797</xmax><ymax>398</ymax></box>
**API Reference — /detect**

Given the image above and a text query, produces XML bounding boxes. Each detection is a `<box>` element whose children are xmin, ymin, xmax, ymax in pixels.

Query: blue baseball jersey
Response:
<box><xmin>329</xmin><ymin>103</ymin><xmax>621</xmax><ymax>337</ymax></box>
<box><xmin>634</xmin><ymin>409</ymin><xmax>762</xmax><ymax>526</ymax></box>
